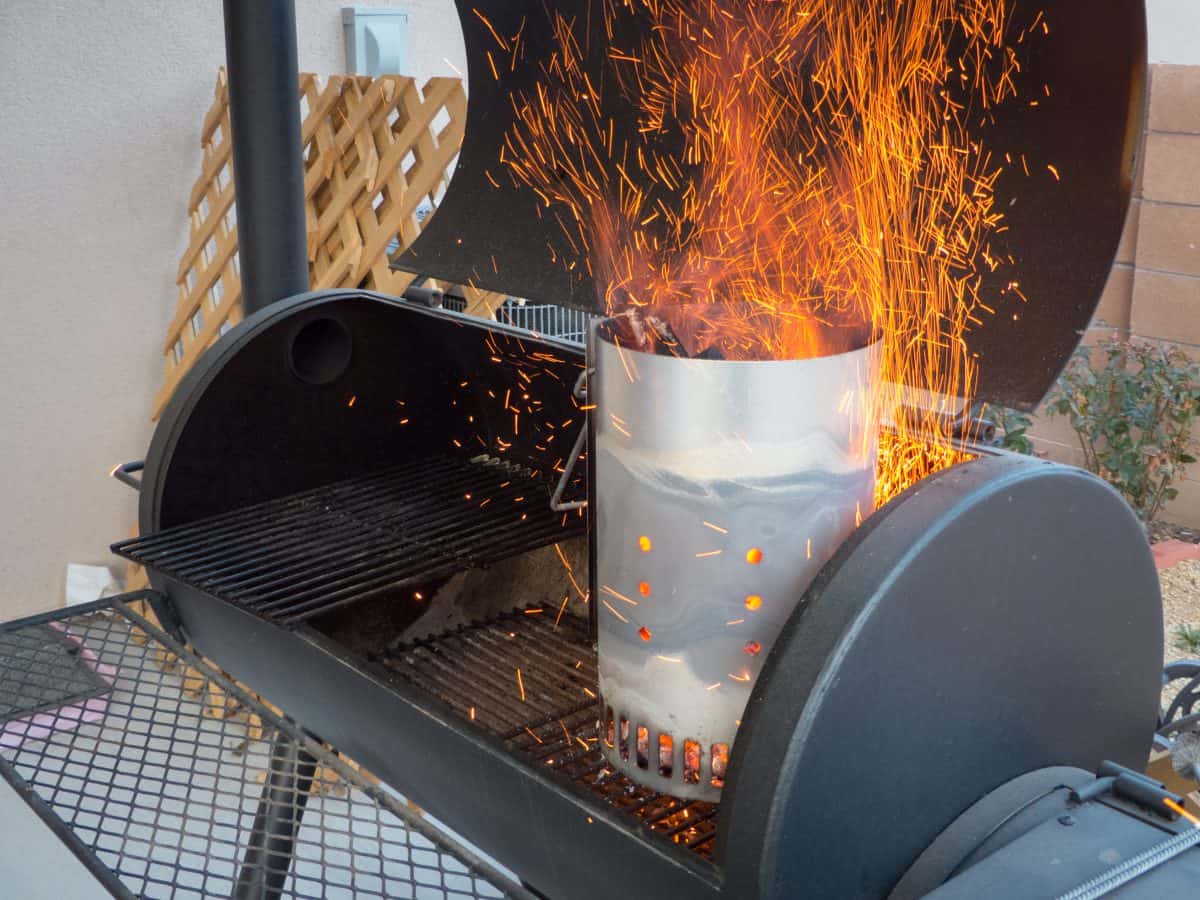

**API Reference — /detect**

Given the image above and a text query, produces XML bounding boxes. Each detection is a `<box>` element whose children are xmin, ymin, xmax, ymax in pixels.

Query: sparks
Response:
<box><xmin>500</xmin><ymin>0</ymin><xmax>1039</xmax><ymax>506</ymax></box>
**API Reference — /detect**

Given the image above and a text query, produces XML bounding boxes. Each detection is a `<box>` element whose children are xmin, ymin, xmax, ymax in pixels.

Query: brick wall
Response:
<box><xmin>1026</xmin><ymin>64</ymin><xmax>1200</xmax><ymax>526</ymax></box>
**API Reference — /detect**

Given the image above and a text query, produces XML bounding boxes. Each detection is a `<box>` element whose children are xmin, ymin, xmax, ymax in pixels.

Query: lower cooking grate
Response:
<box><xmin>377</xmin><ymin>609</ymin><xmax>720</xmax><ymax>857</ymax></box>
<box><xmin>113</xmin><ymin>455</ymin><xmax>584</xmax><ymax>625</ymax></box>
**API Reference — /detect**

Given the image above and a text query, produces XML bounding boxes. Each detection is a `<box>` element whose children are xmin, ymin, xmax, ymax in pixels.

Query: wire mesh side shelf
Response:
<box><xmin>0</xmin><ymin>595</ymin><xmax>530</xmax><ymax>900</ymax></box>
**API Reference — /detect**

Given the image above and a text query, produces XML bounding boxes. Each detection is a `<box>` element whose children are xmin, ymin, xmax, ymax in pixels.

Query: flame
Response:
<box><xmin>488</xmin><ymin>0</ymin><xmax>1041</xmax><ymax>503</ymax></box>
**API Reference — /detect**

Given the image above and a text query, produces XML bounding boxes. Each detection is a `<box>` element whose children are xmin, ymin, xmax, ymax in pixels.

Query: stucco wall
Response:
<box><xmin>0</xmin><ymin>1</ymin><xmax>465</xmax><ymax>618</ymax></box>
<box><xmin>1148</xmin><ymin>0</ymin><xmax>1200</xmax><ymax>65</ymax></box>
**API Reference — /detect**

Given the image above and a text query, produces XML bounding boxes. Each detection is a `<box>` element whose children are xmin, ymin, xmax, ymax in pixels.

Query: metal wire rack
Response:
<box><xmin>0</xmin><ymin>596</ymin><xmax>531</xmax><ymax>899</ymax></box>
<box><xmin>112</xmin><ymin>456</ymin><xmax>583</xmax><ymax>625</ymax></box>
<box><xmin>494</xmin><ymin>301</ymin><xmax>596</xmax><ymax>345</ymax></box>
<box><xmin>377</xmin><ymin>609</ymin><xmax>720</xmax><ymax>857</ymax></box>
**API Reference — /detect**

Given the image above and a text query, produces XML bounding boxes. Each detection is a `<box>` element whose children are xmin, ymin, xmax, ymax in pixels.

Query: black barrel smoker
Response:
<box><xmin>10</xmin><ymin>0</ymin><xmax>1200</xmax><ymax>897</ymax></box>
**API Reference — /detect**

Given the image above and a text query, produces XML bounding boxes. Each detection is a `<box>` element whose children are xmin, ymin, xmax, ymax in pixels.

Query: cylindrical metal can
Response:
<box><xmin>592</xmin><ymin>318</ymin><xmax>880</xmax><ymax>800</ymax></box>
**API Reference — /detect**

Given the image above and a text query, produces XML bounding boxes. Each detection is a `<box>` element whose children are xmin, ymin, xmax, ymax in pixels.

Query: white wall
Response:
<box><xmin>1148</xmin><ymin>0</ymin><xmax>1200</xmax><ymax>64</ymax></box>
<box><xmin>0</xmin><ymin>1</ymin><xmax>464</xmax><ymax>619</ymax></box>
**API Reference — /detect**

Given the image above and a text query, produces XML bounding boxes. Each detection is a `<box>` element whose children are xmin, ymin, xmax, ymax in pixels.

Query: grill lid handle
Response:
<box><xmin>111</xmin><ymin>460</ymin><xmax>144</xmax><ymax>493</ymax></box>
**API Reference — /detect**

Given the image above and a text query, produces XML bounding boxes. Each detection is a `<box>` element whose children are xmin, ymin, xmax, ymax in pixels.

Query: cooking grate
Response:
<box><xmin>0</xmin><ymin>596</ymin><xmax>530</xmax><ymax>899</ymax></box>
<box><xmin>377</xmin><ymin>609</ymin><xmax>720</xmax><ymax>857</ymax></box>
<box><xmin>114</xmin><ymin>455</ymin><xmax>584</xmax><ymax>625</ymax></box>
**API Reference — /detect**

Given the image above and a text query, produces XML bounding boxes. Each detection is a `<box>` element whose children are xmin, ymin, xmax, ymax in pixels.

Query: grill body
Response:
<box><xmin>119</xmin><ymin>292</ymin><xmax>1166</xmax><ymax>898</ymax></box>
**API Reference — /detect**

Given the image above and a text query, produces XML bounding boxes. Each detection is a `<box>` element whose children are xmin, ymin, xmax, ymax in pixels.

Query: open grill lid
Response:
<box><xmin>394</xmin><ymin>0</ymin><xmax>1146</xmax><ymax>410</ymax></box>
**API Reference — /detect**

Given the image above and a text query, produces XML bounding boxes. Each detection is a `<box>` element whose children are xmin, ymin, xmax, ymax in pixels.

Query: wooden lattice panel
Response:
<box><xmin>153</xmin><ymin>69</ymin><xmax>506</xmax><ymax>419</ymax></box>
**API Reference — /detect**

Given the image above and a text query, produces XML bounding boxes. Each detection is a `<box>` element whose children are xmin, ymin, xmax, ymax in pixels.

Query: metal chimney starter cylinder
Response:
<box><xmin>593</xmin><ymin>319</ymin><xmax>881</xmax><ymax>800</ymax></box>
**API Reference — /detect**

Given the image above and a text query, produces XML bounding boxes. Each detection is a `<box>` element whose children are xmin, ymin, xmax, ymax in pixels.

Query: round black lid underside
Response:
<box><xmin>395</xmin><ymin>0</ymin><xmax>1146</xmax><ymax>410</ymax></box>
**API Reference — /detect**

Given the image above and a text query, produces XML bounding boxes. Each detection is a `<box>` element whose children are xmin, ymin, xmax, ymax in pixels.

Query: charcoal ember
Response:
<box><xmin>604</xmin><ymin>310</ymin><xmax>655</xmax><ymax>353</ymax></box>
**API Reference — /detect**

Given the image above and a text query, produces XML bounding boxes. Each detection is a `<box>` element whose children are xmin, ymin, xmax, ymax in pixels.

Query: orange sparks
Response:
<box><xmin>637</xmin><ymin>535</ymin><xmax>653</xmax><ymax>553</ymax></box>
<box><xmin>500</xmin><ymin>0</ymin><xmax>1044</xmax><ymax>506</ymax></box>
<box><xmin>554</xmin><ymin>594</ymin><xmax>570</xmax><ymax>630</ymax></box>
<box><xmin>638</xmin><ymin>626</ymin><xmax>652</xmax><ymax>641</ymax></box>
<box><xmin>745</xmin><ymin>548</ymin><xmax>764</xmax><ymax>565</ymax></box>
<box><xmin>601</xmin><ymin>585</ymin><xmax>639</xmax><ymax>606</ymax></box>
<box><xmin>602</xmin><ymin>599</ymin><xmax>630</xmax><ymax>623</ymax></box>
<box><xmin>638</xmin><ymin>581</ymin><xmax>651</xmax><ymax>597</ymax></box>
<box><xmin>696</xmin><ymin>549</ymin><xmax>723</xmax><ymax>559</ymax></box>
<box><xmin>346</xmin><ymin>395</ymin><xmax>357</xmax><ymax>408</ymax></box>
<box><xmin>702</xmin><ymin>521</ymin><xmax>728</xmax><ymax>534</ymax></box>
<box><xmin>745</xmin><ymin>594</ymin><xmax>762</xmax><ymax>611</ymax></box>
<box><xmin>516</xmin><ymin>668</ymin><xmax>526</xmax><ymax>702</ymax></box>
<box><xmin>744</xmin><ymin>641</ymin><xmax>762</xmax><ymax>656</ymax></box>
<box><xmin>1163</xmin><ymin>797</ymin><xmax>1200</xmax><ymax>826</ymax></box>
<box><xmin>553</xmin><ymin>542</ymin><xmax>573</xmax><ymax>572</ymax></box>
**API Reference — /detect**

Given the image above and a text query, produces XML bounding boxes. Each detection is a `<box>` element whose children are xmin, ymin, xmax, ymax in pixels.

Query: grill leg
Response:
<box><xmin>234</xmin><ymin>730</ymin><xmax>318</xmax><ymax>900</ymax></box>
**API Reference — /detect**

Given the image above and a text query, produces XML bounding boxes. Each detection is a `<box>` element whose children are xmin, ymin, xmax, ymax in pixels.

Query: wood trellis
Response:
<box><xmin>154</xmin><ymin>68</ymin><xmax>506</xmax><ymax>418</ymax></box>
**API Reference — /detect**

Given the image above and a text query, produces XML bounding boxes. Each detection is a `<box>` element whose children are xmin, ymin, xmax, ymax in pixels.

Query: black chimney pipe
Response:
<box><xmin>222</xmin><ymin>0</ymin><xmax>310</xmax><ymax>314</ymax></box>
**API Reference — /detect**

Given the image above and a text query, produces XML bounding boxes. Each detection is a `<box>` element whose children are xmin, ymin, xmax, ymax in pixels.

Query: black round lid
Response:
<box><xmin>395</xmin><ymin>0</ymin><xmax>1146</xmax><ymax>410</ymax></box>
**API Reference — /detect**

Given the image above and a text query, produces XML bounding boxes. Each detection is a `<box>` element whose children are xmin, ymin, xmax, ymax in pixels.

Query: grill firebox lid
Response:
<box><xmin>394</xmin><ymin>0</ymin><xmax>1146</xmax><ymax>411</ymax></box>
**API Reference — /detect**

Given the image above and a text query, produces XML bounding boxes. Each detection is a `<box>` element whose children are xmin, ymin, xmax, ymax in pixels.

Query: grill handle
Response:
<box><xmin>111</xmin><ymin>460</ymin><xmax>145</xmax><ymax>492</ymax></box>
<box><xmin>550</xmin><ymin>370</ymin><xmax>590</xmax><ymax>512</ymax></box>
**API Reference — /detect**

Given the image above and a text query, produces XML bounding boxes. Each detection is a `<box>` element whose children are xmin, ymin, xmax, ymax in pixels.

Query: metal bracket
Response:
<box><xmin>550</xmin><ymin>370</ymin><xmax>590</xmax><ymax>512</ymax></box>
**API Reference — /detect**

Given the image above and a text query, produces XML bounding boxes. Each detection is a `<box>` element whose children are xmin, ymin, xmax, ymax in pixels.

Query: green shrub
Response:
<box><xmin>1047</xmin><ymin>336</ymin><xmax>1200</xmax><ymax>522</ymax></box>
<box><xmin>979</xmin><ymin>404</ymin><xmax>1035</xmax><ymax>455</ymax></box>
<box><xmin>1175</xmin><ymin>624</ymin><xmax>1200</xmax><ymax>656</ymax></box>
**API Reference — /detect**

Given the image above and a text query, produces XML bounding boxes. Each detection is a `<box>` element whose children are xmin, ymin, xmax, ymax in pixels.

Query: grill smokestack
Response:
<box><xmin>222</xmin><ymin>0</ymin><xmax>309</xmax><ymax>314</ymax></box>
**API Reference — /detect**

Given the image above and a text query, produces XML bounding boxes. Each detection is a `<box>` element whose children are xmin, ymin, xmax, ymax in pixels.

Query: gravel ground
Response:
<box><xmin>1162</xmin><ymin>559</ymin><xmax>1200</xmax><ymax>666</ymax></box>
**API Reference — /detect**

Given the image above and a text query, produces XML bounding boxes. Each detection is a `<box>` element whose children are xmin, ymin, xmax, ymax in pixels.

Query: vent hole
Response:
<box><xmin>658</xmin><ymin>733</ymin><xmax>674</xmax><ymax>778</ymax></box>
<box><xmin>635</xmin><ymin>726</ymin><xmax>649</xmax><ymax>770</ymax></box>
<box><xmin>604</xmin><ymin>707</ymin><xmax>614</xmax><ymax>749</ymax></box>
<box><xmin>711</xmin><ymin>743</ymin><xmax>729</xmax><ymax>789</ymax></box>
<box><xmin>683</xmin><ymin>740</ymin><xmax>701</xmax><ymax>784</ymax></box>
<box><xmin>289</xmin><ymin>316</ymin><xmax>352</xmax><ymax>386</ymax></box>
<box><xmin>618</xmin><ymin>718</ymin><xmax>629</xmax><ymax>761</ymax></box>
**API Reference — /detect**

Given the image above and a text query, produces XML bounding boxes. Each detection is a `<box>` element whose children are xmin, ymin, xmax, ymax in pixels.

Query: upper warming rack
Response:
<box><xmin>115</xmin><ymin>454</ymin><xmax>584</xmax><ymax>625</ymax></box>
